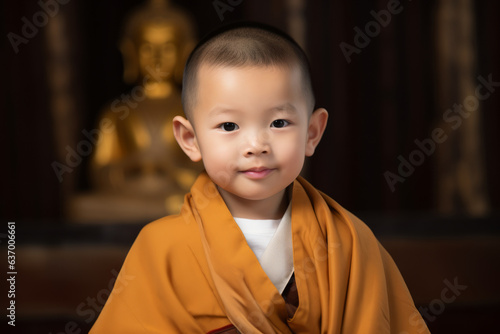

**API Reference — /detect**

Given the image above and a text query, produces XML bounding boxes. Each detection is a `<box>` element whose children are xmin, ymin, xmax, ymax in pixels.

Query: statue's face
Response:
<box><xmin>137</xmin><ymin>23</ymin><xmax>179</xmax><ymax>81</ymax></box>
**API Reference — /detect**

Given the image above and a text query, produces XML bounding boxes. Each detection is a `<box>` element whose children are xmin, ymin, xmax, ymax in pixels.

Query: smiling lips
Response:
<box><xmin>241</xmin><ymin>167</ymin><xmax>275</xmax><ymax>179</ymax></box>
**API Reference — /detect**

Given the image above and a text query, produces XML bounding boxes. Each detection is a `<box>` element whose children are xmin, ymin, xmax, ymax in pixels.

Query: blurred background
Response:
<box><xmin>1</xmin><ymin>0</ymin><xmax>499</xmax><ymax>332</ymax></box>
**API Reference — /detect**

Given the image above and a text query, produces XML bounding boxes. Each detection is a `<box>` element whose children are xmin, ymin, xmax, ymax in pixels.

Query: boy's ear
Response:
<box><xmin>172</xmin><ymin>116</ymin><xmax>202</xmax><ymax>162</ymax></box>
<box><xmin>305</xmin><ymin>108</ymin><xmax>329</xmax><ymax>157</ymax></box>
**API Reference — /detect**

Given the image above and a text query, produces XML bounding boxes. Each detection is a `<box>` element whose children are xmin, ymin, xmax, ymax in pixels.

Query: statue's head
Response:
<box><xmin>120</xmin><ymin>0</ymin><xmax>196</xmax><ymax>86</ymax></box>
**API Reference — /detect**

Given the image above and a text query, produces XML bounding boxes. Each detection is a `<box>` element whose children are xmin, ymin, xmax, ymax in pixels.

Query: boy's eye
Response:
<box><xmin>271</xmin><ymin>119</ymin><xmax>289</xmax><ymax>128</ymax></box>
<box><xmin>220</xmin><ymin>122</ymin><xmax>239</xmax><ymax>131</ymax></box>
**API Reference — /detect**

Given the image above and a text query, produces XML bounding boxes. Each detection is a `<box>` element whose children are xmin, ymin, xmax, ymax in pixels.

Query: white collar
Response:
<box><xmin>259</xmin><ymin>203</ymin><xmax>294</xmax><ymax>293</ymax></box>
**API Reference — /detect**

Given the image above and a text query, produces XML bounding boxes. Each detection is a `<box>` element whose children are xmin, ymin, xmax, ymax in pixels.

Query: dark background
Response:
<box><xmin>1</xmin><ymin>0</ymin><xmax>499</xmax><ymax>333</ymax></box>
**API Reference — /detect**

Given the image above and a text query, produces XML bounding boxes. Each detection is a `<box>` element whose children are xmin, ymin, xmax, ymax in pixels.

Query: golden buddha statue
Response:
<box><xmin>69</xmin><ymin>0</ymin><xmax>201</xmax><ymax>222</ymax></box>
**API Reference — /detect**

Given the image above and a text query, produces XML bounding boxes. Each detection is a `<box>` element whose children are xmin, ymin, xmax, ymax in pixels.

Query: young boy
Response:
<box><xmin>91</xmin><ymin>23</ymin><xmax>430</xmax><ymax>334</ymax></box>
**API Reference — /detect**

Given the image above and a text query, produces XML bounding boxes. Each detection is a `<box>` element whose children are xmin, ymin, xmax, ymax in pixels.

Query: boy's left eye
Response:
<box><xmin>271</xmin><ymin>119</ymin><xmax>289</xmax><ymax>128</ymax></box>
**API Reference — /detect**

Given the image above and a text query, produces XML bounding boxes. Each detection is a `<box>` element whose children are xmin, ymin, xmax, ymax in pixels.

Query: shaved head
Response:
<box><xmin>181</xmin><ymin>23</ymin><xmax>315</xmax><ymax>120</ymax></box>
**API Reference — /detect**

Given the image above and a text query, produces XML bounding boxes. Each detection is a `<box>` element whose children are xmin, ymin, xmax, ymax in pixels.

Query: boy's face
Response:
<box><xmin>176</xmin><ymin>64</ymin><xmax>325</xmax><ymax>205</ymax></box>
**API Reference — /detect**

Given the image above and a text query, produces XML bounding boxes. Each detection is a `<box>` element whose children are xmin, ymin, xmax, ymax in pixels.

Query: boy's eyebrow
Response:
<box><xmin>207</xmin><ymin>106</ymin><xmax>237</xmax><ymax>117</ymax></box>
<box><xmin>268</xmin><ymin>103</ymin><xmax>297</xmax><ymax>113</ymax></box>
<box><xmin>208</xmin><ymin>103</ymin><xmax>297</xmax><ymax>116</ymax></box>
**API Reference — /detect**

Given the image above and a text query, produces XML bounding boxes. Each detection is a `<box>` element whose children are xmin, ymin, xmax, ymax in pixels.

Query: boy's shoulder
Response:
<box><xmin>134</xmin><ymin>212</ymin><xmax>201</xmax><ymax>252</ymax></box>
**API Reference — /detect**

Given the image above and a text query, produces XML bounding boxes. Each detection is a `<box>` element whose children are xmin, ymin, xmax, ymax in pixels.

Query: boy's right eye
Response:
<box><xmin>219</xmin><ymin>122</ymin><xmax>239</xmax><ymax>132</ymax></box>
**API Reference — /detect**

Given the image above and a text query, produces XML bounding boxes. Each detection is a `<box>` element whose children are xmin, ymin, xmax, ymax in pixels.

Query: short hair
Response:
<box><xmin>181</xmin><ymin>22</ymin><xmax>315</xmax><ymax>120</ymax></box>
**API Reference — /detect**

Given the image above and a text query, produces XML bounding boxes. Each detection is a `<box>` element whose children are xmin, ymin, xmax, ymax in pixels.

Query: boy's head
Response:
<box><xmin>181</xmin><ymin>23</ymin><xmax>315</xmax><ymax>120</ymax></box>
<box><xmin>173</xmin><ymin>23</ymin><xmax>328</xmax><ymax>217</ymax></box>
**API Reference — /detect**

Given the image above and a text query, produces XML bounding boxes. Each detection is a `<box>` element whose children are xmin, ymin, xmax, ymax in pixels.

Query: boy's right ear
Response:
<box><xmin>172</xmin><ymin>116</ymin><xmax>202</xmax><ymax>162</ymax></box>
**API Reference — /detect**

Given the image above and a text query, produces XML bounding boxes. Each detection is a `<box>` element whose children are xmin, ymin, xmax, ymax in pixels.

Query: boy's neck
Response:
<box><xmin>218</xmin><ymin>187</ymin><xmax>289</xmax><ymax>220</ymax></box>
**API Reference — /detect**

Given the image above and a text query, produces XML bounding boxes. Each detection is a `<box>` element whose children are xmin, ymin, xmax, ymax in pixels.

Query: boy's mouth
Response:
<box><xmin>241</xmin><ymin>167</ymin><xmax>275</xmax><ymax>179</ymax></box>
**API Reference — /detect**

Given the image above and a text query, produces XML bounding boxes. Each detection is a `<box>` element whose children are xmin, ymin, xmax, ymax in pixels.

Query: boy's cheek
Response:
<box><xmin>274</xmin><ymin>134</ymin><xmax>305</xmax><ymax>153</ymax></box>
<box><xmin>199</xmin><ymin>134</ymin><xmax>227</xmax><ymax>151</ymax></box>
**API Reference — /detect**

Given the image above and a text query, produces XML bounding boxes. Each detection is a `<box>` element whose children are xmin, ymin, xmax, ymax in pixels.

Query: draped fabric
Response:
<box><xmin>91</xmin><ymin>172</ymin><xmax>429</xmax><ymax>333</ymax></box>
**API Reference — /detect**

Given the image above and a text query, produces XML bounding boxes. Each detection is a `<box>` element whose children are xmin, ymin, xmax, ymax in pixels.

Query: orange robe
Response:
<box><xmin>90</xmin><ymin>172</ymin><xmax>430</xmax><ymax>333</ymax></box>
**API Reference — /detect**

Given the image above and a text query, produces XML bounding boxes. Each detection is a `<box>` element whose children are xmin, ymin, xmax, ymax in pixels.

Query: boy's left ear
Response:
<box><xmin>305</xmin><ymin>108</ymin><xmax>329</xmax><ymax>156</ymax></box>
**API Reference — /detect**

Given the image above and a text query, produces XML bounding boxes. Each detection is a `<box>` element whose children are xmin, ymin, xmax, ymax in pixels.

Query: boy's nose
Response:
<box><xmin>243</xmin><ymin>131</ymin><xmax>270</xmax><ymax>157</ymax></box>
<box><xmin>245</xmin><ymin>146</ymin><xmax>269</xmax><ymax>157</ymax></box>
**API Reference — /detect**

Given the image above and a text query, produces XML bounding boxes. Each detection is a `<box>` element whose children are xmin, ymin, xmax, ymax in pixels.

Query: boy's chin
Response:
<box><xmin>216</xmin><ymin>184</ymin><xmax>286</xmax><ymax>202</ymax></box>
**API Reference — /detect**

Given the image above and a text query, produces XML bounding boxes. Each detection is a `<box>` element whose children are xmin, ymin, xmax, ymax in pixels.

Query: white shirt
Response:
<box><xmin>234</xmin><ymin>204</ymin><xmax>294</xmax><ymax>293</ymax></box>
<box><xmin>233</xmin><ymin>216</ymin><xmax>280</xmax><ymax>260</ymax></box>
